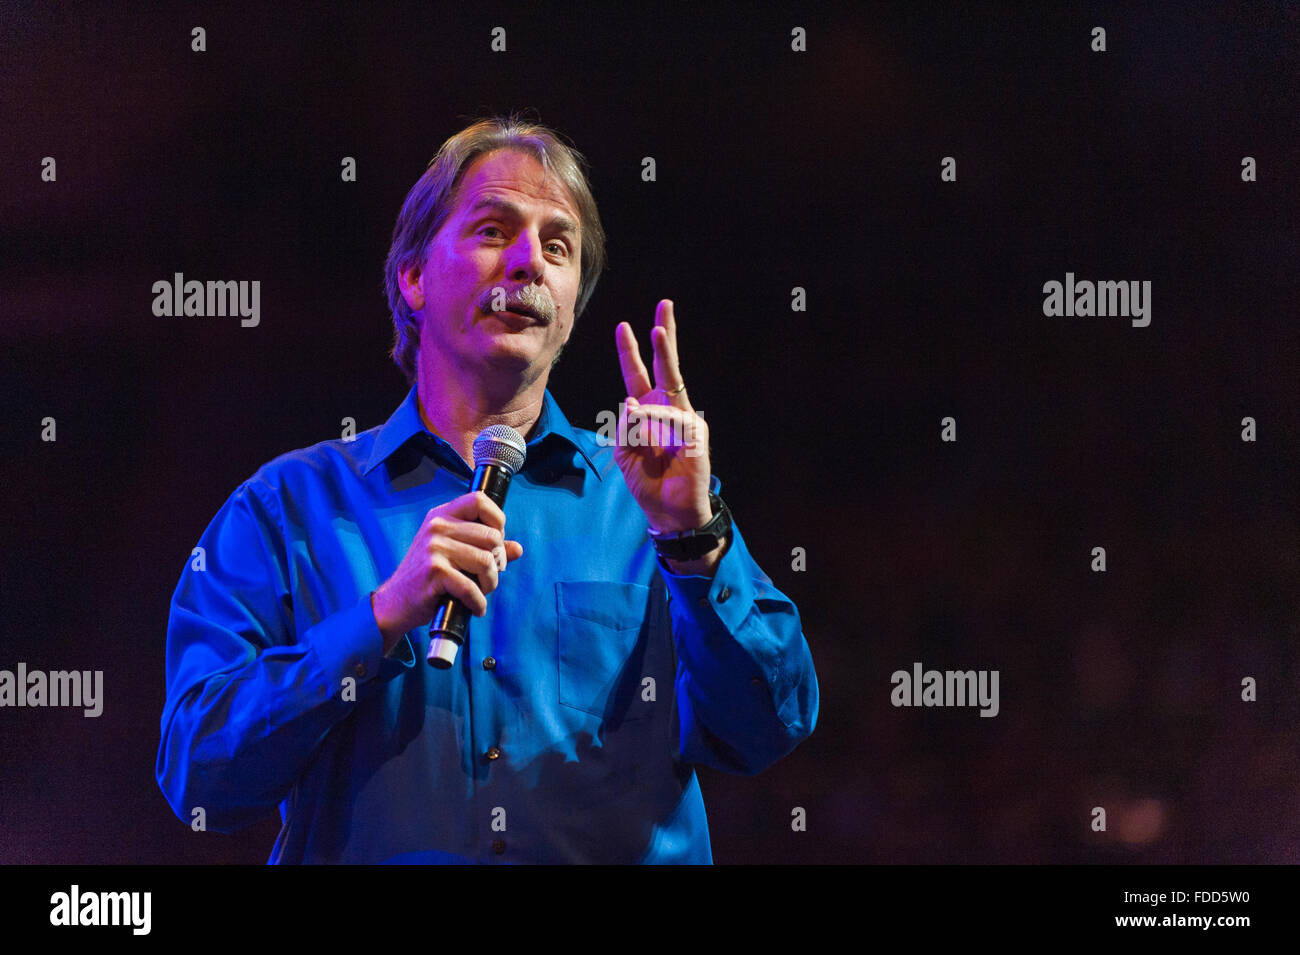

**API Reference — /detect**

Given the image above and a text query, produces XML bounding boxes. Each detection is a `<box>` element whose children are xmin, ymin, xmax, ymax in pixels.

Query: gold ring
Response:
<box><xmin>664</xmin><ymin>382</ymin><xmax>687</xmax><ymax>396</ymax></box>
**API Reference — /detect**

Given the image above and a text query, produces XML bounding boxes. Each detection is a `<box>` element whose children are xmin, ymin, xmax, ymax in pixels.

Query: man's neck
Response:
<box><xmin>417</xmin><ymin>373</ymin><xmax>549</xmax><ymax>469</ymax></box>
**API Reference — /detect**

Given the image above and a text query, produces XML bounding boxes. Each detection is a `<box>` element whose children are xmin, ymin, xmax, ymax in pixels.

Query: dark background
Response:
<box><xmin>1</xmin><ymin>1</ymin><xmax>1297</xmax><ymax>864</ymax></box>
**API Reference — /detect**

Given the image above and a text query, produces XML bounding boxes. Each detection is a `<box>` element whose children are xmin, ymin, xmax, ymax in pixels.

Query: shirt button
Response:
<box><xmin>486</xmin><ymin>746</ymin><xmax>502</xmax><ymax>761</ymax></box>
<box><xmin>750</xmin><ymin>676</ymin><xmax>762</xmax><ymax>687</ymax></box>
<box><xmin>718</xmin><ymin>587</ymin><xmax>731</xmax><ymax>603</ymax></box>
<box><xmin>492</xmin><ymin>839</ymin><xmax>506</xmax><ymax>855</ymax></box>
<box><xmin>697</xmin><ymin>596</ymin><xmax>709</xmax><ymax>608</ymax></box>
<box><xmin>483</xmin><ymin>656</ymin><xmax>497</xmax><ymax>670</ymax></box>
<box><xmin>353</xmin><ymin>662</ymin><xmax>367</xmax><ymax>678</ymax></box>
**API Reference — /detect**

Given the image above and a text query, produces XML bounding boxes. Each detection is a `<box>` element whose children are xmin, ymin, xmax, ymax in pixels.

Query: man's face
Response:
<box><xmin>401</xmin><ymin>148</ymin><xmax>582</xmax><ymax>386</ymax></box>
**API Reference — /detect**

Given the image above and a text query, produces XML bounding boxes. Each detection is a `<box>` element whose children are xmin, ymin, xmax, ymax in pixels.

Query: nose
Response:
<box><xmin>504</xmin><ymin>228</ymin><xmax>547</xmax><ymax>285</ymax></box>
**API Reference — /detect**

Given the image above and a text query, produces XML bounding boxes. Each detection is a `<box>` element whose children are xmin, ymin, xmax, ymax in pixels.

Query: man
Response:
<box><xmin>157</xmin><ymin>116</ymin><xmax>818</xmax><ymax>863</ymax></box>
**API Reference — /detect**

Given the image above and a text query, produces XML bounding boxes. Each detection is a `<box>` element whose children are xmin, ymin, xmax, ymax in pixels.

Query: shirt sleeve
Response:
<box><xmin>155</xmin><ymin>478</ymin><xmax>398</xmax><ymax>833</ymax></box>
<box><xmin>658</xmin><ymin>501</ymin><xmax>819</xmax><ymax>775</ymax></box>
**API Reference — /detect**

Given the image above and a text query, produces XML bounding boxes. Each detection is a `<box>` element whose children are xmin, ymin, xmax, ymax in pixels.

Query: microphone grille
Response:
<box><xmin>473</xmin><ymin>425</ymin><xmax>527</xmax><ymax>473</ymax></box>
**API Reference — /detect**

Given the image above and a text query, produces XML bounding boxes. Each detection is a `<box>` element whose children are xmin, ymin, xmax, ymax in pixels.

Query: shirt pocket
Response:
<box><xmin>556</xmin><ymin>580</ymin><xmax>657</xmax><ymax>722</ymax></box>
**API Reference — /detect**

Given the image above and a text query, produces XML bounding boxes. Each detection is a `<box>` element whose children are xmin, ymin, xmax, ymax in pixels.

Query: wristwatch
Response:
<box><xmin>648</xmin><ymin>492</ymin><xmax>732</xmax><ymax>562</ymax></box>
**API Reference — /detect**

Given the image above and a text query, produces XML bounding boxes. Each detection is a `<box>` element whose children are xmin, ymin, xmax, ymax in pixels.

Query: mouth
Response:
<box><xmin>491</xmin><ymin>305</ymin><xmax>546</xmax><ymax>325</ymax></box>
<box><xmin>484</xmin><ymin>309</ymin><xmax>539</xmax><ymax>333</ymax></box>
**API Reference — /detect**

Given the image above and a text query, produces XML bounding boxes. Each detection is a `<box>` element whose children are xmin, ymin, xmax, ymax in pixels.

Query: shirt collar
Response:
<box><xmin>363</xmin><ymin>386</ymin><xmax>601</xmax><ymax>480</ymax></box>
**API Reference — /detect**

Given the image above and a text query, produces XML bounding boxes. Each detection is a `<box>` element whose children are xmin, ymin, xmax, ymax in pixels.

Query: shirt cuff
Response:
<box><xmin>306</xmin><ymin>592</ymin><xmax>395</xmax><ymax>686</ymax></box>
<box><xmin>657</xmin><ymin>524</ymin><xmax>757</xmax><ymax>634</ymax></box>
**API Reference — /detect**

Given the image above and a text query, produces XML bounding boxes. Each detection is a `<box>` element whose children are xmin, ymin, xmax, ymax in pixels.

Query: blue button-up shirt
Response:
<box><xmin>157</xmin><ymin>386</ymin><xmax>818</xmax><ymax>863</ymax></box>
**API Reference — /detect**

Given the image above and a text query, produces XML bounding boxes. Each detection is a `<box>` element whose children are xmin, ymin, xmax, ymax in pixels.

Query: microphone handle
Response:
<box><xmin>427</xmin><ymin>464</ymin><xmax>514</xmax><ymax>669</ymax></box>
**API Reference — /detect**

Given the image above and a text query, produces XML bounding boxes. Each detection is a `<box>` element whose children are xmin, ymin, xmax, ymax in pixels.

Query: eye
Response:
<box><xmin>479</xmin><ymin>225</ymin><xmax>505</xmax><ymax>239</ymax></box>
<box><xmin>545</xmin><ymin>240</ymin><xmax>569</xmax><ymax>256</ymax></box>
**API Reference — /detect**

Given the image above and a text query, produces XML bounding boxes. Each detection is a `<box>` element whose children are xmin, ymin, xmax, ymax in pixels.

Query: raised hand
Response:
<box><xmin>614</xmin><ymin>299</ymin><xmax>712</xmax><ymax>538</ymax></box>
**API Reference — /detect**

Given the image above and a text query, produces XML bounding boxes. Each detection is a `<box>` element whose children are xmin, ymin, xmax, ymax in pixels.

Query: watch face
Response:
<box><xmin>682</xmin><ymin>535</ymin><xmax>715</xmax><ymax>560</ymax></box>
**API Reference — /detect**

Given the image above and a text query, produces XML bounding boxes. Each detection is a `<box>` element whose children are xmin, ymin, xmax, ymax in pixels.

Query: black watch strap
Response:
<box><xmin>649</xmin><ymin>492</ymin><xmax>732</xmax><ymax>562</ymax></box>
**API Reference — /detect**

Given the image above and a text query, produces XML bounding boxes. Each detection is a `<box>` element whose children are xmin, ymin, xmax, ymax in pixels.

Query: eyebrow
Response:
<box><xmin>465</xmin><ymin>195</ymin><xmax>579</xmax><ymax>238</ymax></box>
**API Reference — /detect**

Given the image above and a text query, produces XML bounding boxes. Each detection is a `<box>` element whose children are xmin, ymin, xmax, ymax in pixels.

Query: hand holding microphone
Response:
<box><xmin>370</xmin><ymin>426</ymin><xmax>526</xmax><ymax>667</ymax></box>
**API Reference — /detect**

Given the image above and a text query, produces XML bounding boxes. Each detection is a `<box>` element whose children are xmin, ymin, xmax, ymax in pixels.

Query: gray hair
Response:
<box><xmin>383</xmin><ymin>114</ymin><xmax>607</xmax><ymax>385</ymax></box>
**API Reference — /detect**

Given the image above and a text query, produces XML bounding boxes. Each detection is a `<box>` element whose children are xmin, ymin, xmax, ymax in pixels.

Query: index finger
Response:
<box><xmin>615</xmin><ymin>321</ymin><xmax>653</xmax><ymax>397</ymax></box>
<box><xmin>441</xmin><ymin>490</ymin><xmax>507</xmax><ymax>531</ymax></box>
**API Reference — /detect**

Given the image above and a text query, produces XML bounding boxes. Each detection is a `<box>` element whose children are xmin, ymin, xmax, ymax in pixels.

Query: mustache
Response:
<box><xmin>479</xmin><ymin>285</ymin><xmax>557</xmax><ymax>325</ymax></box>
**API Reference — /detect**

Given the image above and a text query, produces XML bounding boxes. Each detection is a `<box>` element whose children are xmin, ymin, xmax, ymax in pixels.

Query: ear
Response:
<box><xmin>397</xmin><ymin>257</ymin><xmax>425</xmax><ymax>312</ymax></box>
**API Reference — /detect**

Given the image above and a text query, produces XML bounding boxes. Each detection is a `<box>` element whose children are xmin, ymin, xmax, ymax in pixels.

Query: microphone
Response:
<box><xmin>426</xmin><ymin>424</ymin><xmax>527</xmax><ymax>669</ymax></box>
